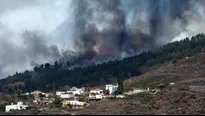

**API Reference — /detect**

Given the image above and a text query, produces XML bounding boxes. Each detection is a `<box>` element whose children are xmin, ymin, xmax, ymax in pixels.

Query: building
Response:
<box><xmin>89</xmin><ymin>89</ymin><xmax>103</xmax><ymax>100</ymax></box>
<box><xmin>116</xmin><ymin>94</ymin><xmax>126</xmax><ymax>98</ymax></box>
<box><xmin>133</xmin><ymin>88</ymin><xmax>148</xmax><ymax>93</ymax></box>
<box><xmin>5</xmin><ymin>102</ymin><xmax>28</xmax><ymax>112</ymax></box>
<box><xmin>169</xmin><ymin>83</ymin><xmax>175</xmax><ymax>86</ymax></box>
<box><xmin>67</xmin><ymin>87</ymin><xmax>85</xmax><ymax>95</ymax></box>
<box><xmin>70</xmin><ymin>87</ymin><xmax>78</xmax><ymax>91</ymax></box>
<box><xmin>22</xmin><ymin>92</ymin><xmax>29</xmax><ymax>96</ymax></box>
<box><xmin>89</xmin><ymin>89</ymin><xmax>103</xmax><ymax>94</ymax></box>
<box><xmin>60</xmin><ymin>93</ymin><xmax>74</xmax><ymax>99</ymax></box>
<box><xmin>89</xmin><ymin>92</ymin><xmax>102</xmax><ymax>100</ymax></box>
<box><xmin>105</xmin><ymin>84</ymin><xmax>118</xmax><ymax>94</ymax></box>
<box><xmin>30</xmin><ymin>90</ymin><xmax>42</xmax><ymax>95</ymax></box>
<box><xmin>62</xmin><ymin>100</ymin><xmax>88</xmax><ymax>107</ymax></box>
<box><xmin>56</xmin><ymin>91</ymin><xmax>66</xmax><ymax>96</ymax></box>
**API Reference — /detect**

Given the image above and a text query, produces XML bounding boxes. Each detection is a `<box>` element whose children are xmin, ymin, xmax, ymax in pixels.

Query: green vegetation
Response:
<box><xmin>1</xmin><ymin>34</ymin><xmax>205</xmax><ymax>93</ymax></box>
<box><xmin>126</xmin><ymin>92</ymin><xmax>152</xmax><ymax>99</ymax></box>
<box><xmin>117</xmin><ymin>72</ymin><xmax>124</xmax><ymax>94</ymax></box>
<box><xmin>52</xmin><ymin>96</ymin><xmax>62</xmax><ymax>108</ymax></box>
<box><xmin>0</xmin><ymin>104</ymin><xmax>5</xmax><ymax>112</ymax></box>
<box><xmin>172</xmin><ymin>58</ymin><xmax>178</xmax><ymax>64</ymax></box>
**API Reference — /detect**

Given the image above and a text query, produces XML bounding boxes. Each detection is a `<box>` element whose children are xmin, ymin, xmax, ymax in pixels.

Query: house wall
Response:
<box><xmin>133</xmin><ymin>89</ymin><xmax>146</xmax><ymax>93</ymax></box>
<box><xmin>106</xmin><ymin>85</ymin><xmax>118</xmax><ymax>94</ymax></box>
<box><xmin>56</xmin><ymin>91</ymin><xmax>66</xmax><ymax>96</ymax></box>
<box><xmin>5</xmin><ymin>105</ymin><xmax>28</xmax><ymax>112</ymax></box>
<box><xmin>60</xmin><ymin>94</ymin><xmax>74</xmax><ymax>99</ymax></box>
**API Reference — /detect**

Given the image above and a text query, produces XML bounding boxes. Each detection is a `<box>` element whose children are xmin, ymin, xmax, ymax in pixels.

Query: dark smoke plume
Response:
<box><xmin>70</xmin><ymin>0</ymin><xmax>201</xmax><ymax>62</ymax></box>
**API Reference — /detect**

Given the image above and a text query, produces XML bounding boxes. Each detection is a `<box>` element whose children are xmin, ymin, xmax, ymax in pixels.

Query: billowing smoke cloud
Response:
<box><xmin>0</xmin><ymin>0</ymin><xmax>205</xmax><ymax>78</ymax></box>
<box><xmin>0</xmin><ymin>0</ymin><xmax>72</xmax><ymax>78</ymax></box>
<box><xmin>71</xmin><ymin>0</ymin><xmax>204</xmax><ymax>60</ymax></box>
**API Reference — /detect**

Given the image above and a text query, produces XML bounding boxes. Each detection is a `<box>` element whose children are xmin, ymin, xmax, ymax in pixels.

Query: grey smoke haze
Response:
<box><xmin>0</xmin><ymin>0</ymin><xmax>205</xmax><ymax>78</ymax></box>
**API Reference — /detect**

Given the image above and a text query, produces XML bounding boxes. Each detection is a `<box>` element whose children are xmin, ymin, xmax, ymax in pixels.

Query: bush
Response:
<box><xmin>172</xmin><ymin>58</ymin><xmax>178</xmax><ymax>64</ymax></box>
<box><xmin>53</xmin><ymin>97</ymin><xmax>62</xmax><ymax>108</ymax></box>
<box><xmin>0</xmin><ymin>104</ymin><xmax>5</xmax><ymax>112</ymax></box>
<box><xmin>179</xmin><ymin>85</ymin><xmax>190</xmax><ymax>91</ymax></box>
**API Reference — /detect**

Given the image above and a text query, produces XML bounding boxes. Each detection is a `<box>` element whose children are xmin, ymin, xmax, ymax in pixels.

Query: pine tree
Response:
<box><xmin>117</xmin><ymin>72</ymin><xmax>124</xmax><ymax>94</ymax></box>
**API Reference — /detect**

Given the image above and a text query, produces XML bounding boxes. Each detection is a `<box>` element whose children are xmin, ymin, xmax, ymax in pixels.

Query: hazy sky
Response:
<box><xmin>0</xmin><ymin>0</ymin><xmax>74</xmax><ymax>48</ymax></box>
<box><xmin>0</xmin><ymin>0</ymin><xmax>75</xmax><ymax>78</ymax></box>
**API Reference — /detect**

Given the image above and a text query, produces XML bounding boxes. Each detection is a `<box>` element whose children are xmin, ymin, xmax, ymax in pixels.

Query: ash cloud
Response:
<box><xmin>71</xmin><ymin>0</ymin><xmax>205</xmax><ymax>60</ymax></box>
<box><xmin>0</xmin><ymin>30</ymin><xmax>62</xmax><ymax>78</ymax></box>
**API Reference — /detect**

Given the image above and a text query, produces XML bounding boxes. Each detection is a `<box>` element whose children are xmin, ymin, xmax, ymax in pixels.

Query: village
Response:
<box><xmin>3</xmin><ymin>82</ymin><xmax>174</xmax><ymax>114</ymax></box>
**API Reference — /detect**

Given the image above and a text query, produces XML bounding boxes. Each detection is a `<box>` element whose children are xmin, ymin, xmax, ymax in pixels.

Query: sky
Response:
<box><xmin>0</xmin><ymin>0</ymin><xmax>74</xmax><ymax>47</ymax></box>
<box><xmin>0</xmin><ymin>0</ymin><xmax>74</xmax><ymax>78</ymax></box>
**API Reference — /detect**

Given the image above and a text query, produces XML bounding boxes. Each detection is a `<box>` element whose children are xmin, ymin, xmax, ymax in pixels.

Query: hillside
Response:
<box><xmin>71</xmin><ymin>51</ymin><xmax>205</xmax><ymax>115</ymax></box>
<box><xmin>124</xmin><ymin>52</ymin><xmax>205</xmax><ymax>90</ymax></box>
<box><xmin>1</xmin><ymin>34</ymin><xmax>205</xmax><ymax>93</ymax></box>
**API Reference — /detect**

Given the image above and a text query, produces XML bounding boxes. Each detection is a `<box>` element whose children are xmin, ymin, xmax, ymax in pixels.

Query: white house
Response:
<box><xmin>67</xmin><ymin>87</ymin><xmax>85</xmax><ymax>95</ymax></box>
<box><xmin>60</xmin><ymin>93</ymin><xmax>74</xmax><ymax>99</ymax></box>
<box><xmin>70</xmin><ymin>87</ymin><xmax>78</xmax><ymax>91</ymax></box>
<box><xmin>133</xmin><ymin>88</ymin><xmax>148</xmax><ymax>93</ymax></box>
<box><xmin>56</xmin><ymin>91</ymin><xmax>66</xmax><ymax>96</ymax></box>
<box><xmin>5</xmin><ymin>102</ymin><xmax>28</xmax><ymax>112</ymax></box>
<box><xmin>62</xmin><ymin>100</ymin><xmax>88</xmax><ymax>107</ymax></box>
<box><xmin>89</xmin><ymin>93</ymin><xmax>102</xmax><ymax>100</ymax></box>
<box><xmin>116</xmin><ymin>94</ymin><xmax>126</xmax><ymax>98</ymax></box>
<box><xmin>105</xmin><ymin>84</ymin><xmax>118</xmax><ymax>94</ymax></box>
<box><xmin>89</xmin><ymin>89</ymin><xmax>103</xmax><ymax>100</ymax></box>
<box><xmin>90</xmin><ymin>89</ymin><xmax>103</xmax><ymax>94</ymax></box>
<box><xmin>169</xmin><ymin>83</ymin><xmax>175</xmax><ymax>86</ymax></box>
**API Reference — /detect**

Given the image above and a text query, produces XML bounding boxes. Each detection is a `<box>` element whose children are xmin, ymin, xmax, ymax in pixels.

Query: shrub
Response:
<box><xmin>172</xmin><ymin>58</ymin><xmax>178</xmax><ymax>64</ymax></box>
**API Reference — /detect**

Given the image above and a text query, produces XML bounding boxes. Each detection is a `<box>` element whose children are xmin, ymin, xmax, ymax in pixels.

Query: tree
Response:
<box><xmin>33</xmin><ymin>66</ymin><xmax>39</xmax><ymax>72</ymax></box>
<box><xmin>66</xmin><ymin>61</ymin><xmax>70</xmax><ymax>67</ymax></box>
<box><xmin>117</xmin><ymin>72</ymin><xmax>124</xmax><ymax>94</ymax></box>
<box><xmin>45</xmin><ymin>63</ymin><xmax>51</xmax><ymax>69</ymax></box>
<box><xmin>54</xmin><ymin>61</ymin><xmax>59</xmax><ymax>68</ymax></box>
<box><xmin>172</xmin><ymin>58</ymin><xmax>178</xmax><ymax>65</ymax></box>
<box><xmin>40</xmin><ymin>64</ymin><xmax>44</xmax><ymax>69</ymax></box>
<box><xmin>62</xmin><ymin>85</ymin><xmax>70</xmax><ymax>91</ymax></box>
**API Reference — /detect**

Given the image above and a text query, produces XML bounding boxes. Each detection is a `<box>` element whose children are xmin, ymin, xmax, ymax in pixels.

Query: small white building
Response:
<box><xmin>62</xmin><ymin>100</ymin><xmax>88</xmax><ymax>107</ymax></box>
<box><xmin>116</xmin><ymin>94</ymin><xmax>126</xmax><ymax>98</ymax></box>
<box><xmin>5</xmin><ymin>102</ymin><xmax>28</xmax><ymax>112</ymax></box>
<box><xmin>67</xmin><ymin>88</ymin><xmax>85</xmax><ymax>95</ymax></box>
<box><xmin>60</xmin><ymin>93</ymin><xmax>74</xmax><ymax>99</ymax></box>
<box><xmin>105</xmin><ymin>84</ymin><xmax>118</xmax><ymax>94</ymax></box>
<box><xmin>89</xmin><ymin>93</ymin><xmax>102</xmax><ymax>100</ymax></box>
<box><xmin>56</xmin><ymin>91</ymin><xmax>66</xmax><ymax>96</ymax></box>
<box><xmin>169</xmin><ymin>83</ymin><xmax>175</xmax><ymax>86</ymax></box>
<box><xmin>90</xmin><ymin>89</ymin><xmax>103</xmax><ymax>94</ymax></box>
<box><xmin>70</xmin><ymin>87</ymin><xmax>78</xmax><ymax>91</ymax></box>
<box><xmin>133</xmin><ymin>88</ymin><xmax>148</xmax><ymax>93</ymax></box>
<box><xmin>22</xmin><ymin>92</ymin><xmax>30</xmax><ymax>96</ymax></box>
<box><xmin>89</xmin><ymin>89</ymin><xmax>103</xmax><ymax>100</ymax></box>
